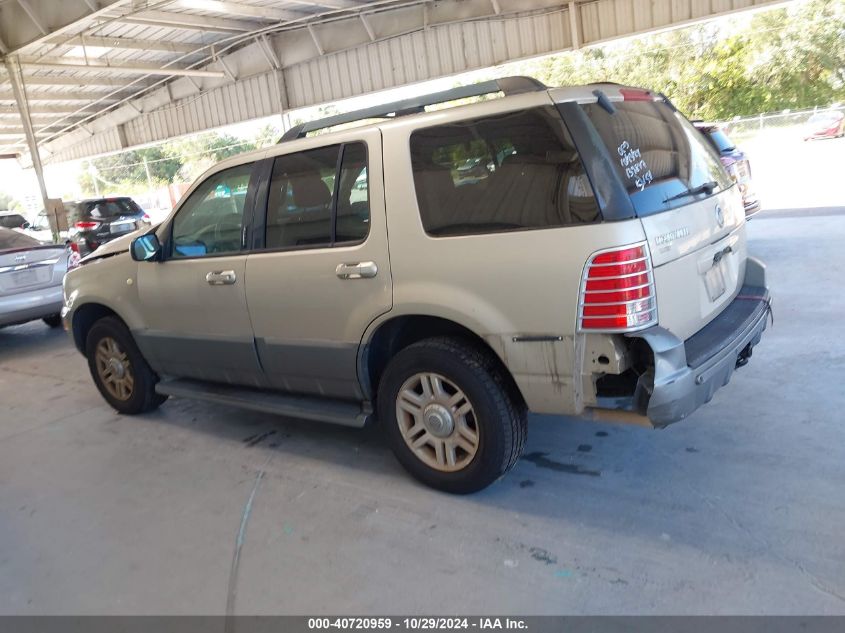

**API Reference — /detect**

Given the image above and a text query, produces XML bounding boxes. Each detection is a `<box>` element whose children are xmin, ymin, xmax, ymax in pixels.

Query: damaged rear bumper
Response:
<box><xmin>633</xmin><ymin>257</ymin><xmax>771</xmax><ymax>428</ymax></box>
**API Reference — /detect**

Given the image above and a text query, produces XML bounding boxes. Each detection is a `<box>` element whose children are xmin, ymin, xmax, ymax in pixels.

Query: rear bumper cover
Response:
<box><xmin>634</xmin><ymin>257</ymin><xmax>770</xmax><ymax>428</ymax></box>
<box><xmin>0</xmin><ymin>284</ymin><xmax>63</xmax><ymax>327</ymax></box>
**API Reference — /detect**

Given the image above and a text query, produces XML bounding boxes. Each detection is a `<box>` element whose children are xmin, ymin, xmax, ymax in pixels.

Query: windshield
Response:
<box><xmin>580</xmin><ymin>99</ymin><xmax>732</xmax><ymax>216</ymax></box>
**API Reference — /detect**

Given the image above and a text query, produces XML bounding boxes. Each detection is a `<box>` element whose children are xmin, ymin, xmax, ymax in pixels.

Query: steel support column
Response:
<box><xmin>4</xmin><ymin>56</ymin><xmax>49</xmax><ymax>209</ymax></box>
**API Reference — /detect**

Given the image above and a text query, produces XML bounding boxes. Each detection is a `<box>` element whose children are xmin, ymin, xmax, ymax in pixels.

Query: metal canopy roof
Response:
<box><xmin>0</xmin><ymin>0</ymin><xmax>790</xmax><ymax>166</ymax></box>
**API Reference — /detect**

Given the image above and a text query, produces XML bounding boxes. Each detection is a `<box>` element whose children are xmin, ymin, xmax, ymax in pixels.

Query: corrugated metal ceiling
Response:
<box><xmin>0</xmin><ymin>0</ymin><xmax>793</xmax><ymax>163</ymax></box>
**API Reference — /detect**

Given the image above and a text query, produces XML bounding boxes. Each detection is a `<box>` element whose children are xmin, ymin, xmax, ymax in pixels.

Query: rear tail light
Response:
<box><xmin>75</xmin><ymin>221</ymin><xmax>100</xmax><ymax>230</ymax></box>
<box><xmin>578</xmin><ymin>243</ymin><xmax>657</xmax><ymax>332</ymax></box>
<box><xmin>67</xmin><ymin>242</ymin><xmax>81</xmax><ymax>271</ymax></box>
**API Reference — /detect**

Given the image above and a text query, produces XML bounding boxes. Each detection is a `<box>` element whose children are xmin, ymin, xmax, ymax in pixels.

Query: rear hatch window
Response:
<box><xmin>76</xmin><ymin>199</ymin><xmax>143</xmax><ymax>221</ymax></box>
<box><xmin>580</xmin><ymin>99</ymin><xmax>732</xmax><ymax>217</ymax></box>
<box><xmin>580</xmin><ymin>96</ymin><xmax>746</xmax><ymax>341</ymax></box>
<box><xmin>0</xmin><ymin>214</ymin><xmax>28</xmax><ymax>229</ymax></box>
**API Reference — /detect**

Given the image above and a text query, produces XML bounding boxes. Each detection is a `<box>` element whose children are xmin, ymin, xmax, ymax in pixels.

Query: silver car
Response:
<box><xmin>0</xmin><ymin>228</ymin><xmax>75</xmax><ymax>329</ymax></box>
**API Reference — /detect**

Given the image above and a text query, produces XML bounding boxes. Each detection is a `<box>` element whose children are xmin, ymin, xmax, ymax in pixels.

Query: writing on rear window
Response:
<box><xmin>617</xmin><ymin>141</ymin><xmax>653</xmax><ymax>191</ymax></box>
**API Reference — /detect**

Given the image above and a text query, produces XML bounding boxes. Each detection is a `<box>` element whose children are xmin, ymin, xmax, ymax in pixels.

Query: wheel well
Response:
<box><xmin>71</xmin><ymin>303</ymin><xmax>121</xmax><ymax>353</ymax></box>
<box><xmin>362</xmin><ymin>315</ymin><xmax>525</xmax><ymax>406</ymax></box>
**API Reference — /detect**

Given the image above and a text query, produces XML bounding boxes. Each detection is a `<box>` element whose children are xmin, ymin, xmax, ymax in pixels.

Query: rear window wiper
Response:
<box><xmin>663</xmin><ymin>181</ymin><xmax>719</xmax><ymax>204</ymax></box>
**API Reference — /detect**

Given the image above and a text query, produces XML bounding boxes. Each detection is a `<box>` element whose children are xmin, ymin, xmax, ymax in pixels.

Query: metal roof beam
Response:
<box><xmin>173</xmin><ymin>0</ymin><xmax>305</xmax><ymax>21</ymax></box>
<box><xmin>15</xmin><ymin>0</ymin><xmax>48</xmax><ymax>36</ymax></box>
<box><xmin>116</xmin><ymin>9</ymin><xmax>260</xmax><ymax>33</ymax></box>
<box><xmin>0</xmin><ymin>90</ymin><xmax>123</xmax><ymax>101</ymax></box>
<box><xmin>47</xmin><ymin>35</ymin><xmax>202</xmax><ymax>55</ymax></box>
<box><xmin>18</xmin><ymin>59</ymin><xmax>228</xmax><ymax>79</ymax></box>
<box><xmin>2</xmin><ymin>75</ymin><xmax>157</xmax><ymax>89</ymax></box>
<box><xmin>0</xmin><ymin>104</ymin><xmax>94</xmax><ymax>114</ymax></box>
<box><xmin>284</xmin><ymin>0</ymin><xmax>363</xmax><ymax>8</ymax></box>
<box><xmin>1</xmin><ymin>0</ymin><xmax>131</xmax><ymax>56</ymax></box>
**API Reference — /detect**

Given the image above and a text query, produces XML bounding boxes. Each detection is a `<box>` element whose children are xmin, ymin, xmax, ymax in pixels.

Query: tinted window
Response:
<box><xmin>171</xmin><ymin>163</ymin><xmax>253</xmax><ymax>258</ymax></box>
<box><xmin>265</xmin><ymin>142</ymin><xmax>369</xmax><ymax>249</ymax></box>
<box><xmin>335</xmin><ymin>143</ymin><xmax>369</xmax><ymax>244</ymax></box>
<box><xmin>0</xmin><ymin>214</ymin><xmax>28</xmax><ymax>229</ymax></box>
<box><xmin>0</xmin><ymin>227</ymin><xmax>40</xmax><ymax>250</ymax></box>
<box><xmin>410</xmin><ymin>107</ymin><xmax>599</xmax><ymax>237</ymax></box>
<box><xmin>581</xmin><ymin>100</ymin><xmax>731</xmax><ymax>216</ymax></box>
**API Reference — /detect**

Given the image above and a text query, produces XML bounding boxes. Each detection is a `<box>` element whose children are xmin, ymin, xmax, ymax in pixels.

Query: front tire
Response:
<box><xmin>377</xmin><ymin>337</ymin><xmax>526</xmax><ymax>494</ymax></box>
<box><xmin>85</xmin><ymin>316</ymin><xmax>167</xmax><ymax>414</ymax></box>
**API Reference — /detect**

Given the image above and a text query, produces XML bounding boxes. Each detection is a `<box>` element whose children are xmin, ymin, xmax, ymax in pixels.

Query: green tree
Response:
<box><xmin>525</xmin><ymin>0</ymin><xmax>845</xmax><ymax>119</ymax></box>
<box><xmin>0</xmin><ymin>191</ymin><xmax>22</xmax><ymax>212</ymax></box>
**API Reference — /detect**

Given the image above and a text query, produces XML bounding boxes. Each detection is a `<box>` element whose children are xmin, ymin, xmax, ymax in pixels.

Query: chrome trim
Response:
<box><xmin>583</xmin><ymin>281</ymin><xmax>653</xmax><ymax>294</ymax></box>
<box><xmin>578</xmin><ymin>296</ymin><xmax>655</xmax><ymax>310</ymax></box>
<box><xmin>577</xmin><ymin>241</ymin><xmax>659</xmax><ymax>333</ymax></box>
<box><xmin>586</xmin><ymin>255</ymin><xmax>649</xmax><ymax>267</ymax></box>
<box><xmin>582</xmin><ymin>269</ymin><xmax>653</xmax><ymax>282</ymax></box>
<box><xmin>0</xmin><ymin>258</ymin><xmax>60</xmax><ymax>274</ymax></box>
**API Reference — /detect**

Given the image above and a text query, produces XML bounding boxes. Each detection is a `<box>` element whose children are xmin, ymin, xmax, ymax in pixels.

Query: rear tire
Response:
<box><xmin>377</xmin><ymin>336</ymin><xmax>526</xmax><ymax>494</ymax></box>
<box><xmin>85</xmin><ymin>316</ymin><xmax>167</xmax><ymax>414</ymax></box>
<box><xmin>42</xmin><ymin>314</ymin><xmax>62</xmax><ymax>328</ymax></box>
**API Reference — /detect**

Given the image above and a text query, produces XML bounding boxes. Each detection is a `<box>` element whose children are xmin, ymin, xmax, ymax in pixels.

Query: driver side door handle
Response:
<box><xmin>336</xmin><ymin>261</ymin><xmax>378</xmax><ymax>280</ymax></box>
<box><xmin>206</xmin><ymin>270</ymin><xmax>237</xmax><ymax>285</ymax></box>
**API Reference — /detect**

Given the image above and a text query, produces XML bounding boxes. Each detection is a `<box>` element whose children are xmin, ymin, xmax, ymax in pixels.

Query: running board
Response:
<box><xmin>155</xmin><ymin>379</ymin><xmax>370</xmax><ymax>428</ymax></box>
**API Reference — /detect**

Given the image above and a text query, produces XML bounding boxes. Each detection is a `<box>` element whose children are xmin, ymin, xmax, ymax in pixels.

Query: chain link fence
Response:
<box><xmin>722</xmin><ymin>104</ymin><xmax>845</xmax><ymax>142</ymax></box>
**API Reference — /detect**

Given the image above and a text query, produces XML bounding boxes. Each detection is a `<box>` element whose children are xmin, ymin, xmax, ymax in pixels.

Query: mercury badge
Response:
<box><xmin>715</xmin><ymin>203</ymin><xmax>725</xmax><ymax>228</ymax></box>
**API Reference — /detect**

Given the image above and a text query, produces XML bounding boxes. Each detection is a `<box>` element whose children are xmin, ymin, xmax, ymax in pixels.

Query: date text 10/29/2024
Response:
<box><xmin>308</xmin><ymin>618</ymin><xmax>528</xmax><ymax>630</ymax></box>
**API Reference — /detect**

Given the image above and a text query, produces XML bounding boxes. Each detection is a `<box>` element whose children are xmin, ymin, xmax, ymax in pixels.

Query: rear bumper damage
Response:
<box><xmin>635</xmin><ymin>257</ymin><xmax>770</xmax><ymax>427</ymax></box>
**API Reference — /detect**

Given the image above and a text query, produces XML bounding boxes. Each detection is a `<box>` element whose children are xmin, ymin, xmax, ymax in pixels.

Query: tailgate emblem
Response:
<box><xmin>654</xmin><ymin>227</ymin><xmax>690</xmax><ymax>246</ymax></box>
<box><xmin>14</xmin><ymin>254</ymin><xmax>26</xmax><ymax>262</ymax></box>
<box><xmin>715</xmin><ymin>204</ymin><xmax>725</xmax><ymax>228</ymax></box>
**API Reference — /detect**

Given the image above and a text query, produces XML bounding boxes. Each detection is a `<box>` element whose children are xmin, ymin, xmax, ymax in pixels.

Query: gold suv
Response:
<box><xmin>63</xmin><ymin>78</ymin><xmax>771</xmax><ymax>492</ymax></box>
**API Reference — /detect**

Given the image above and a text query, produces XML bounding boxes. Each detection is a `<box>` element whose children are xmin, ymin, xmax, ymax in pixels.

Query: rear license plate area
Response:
<box><xmin>110</xmin><ymin>221</ymin><xmax>135</xmax><ymax>234</ymax></box>
<box><xmin>704</xmin><ymin>260</ymin><xmax>727</xmax><ymax>302</ymax></box>
<box><xmin>10</xmin><ymin>269</ymin><xmax>41</xmax><ymax>288</ymax></box>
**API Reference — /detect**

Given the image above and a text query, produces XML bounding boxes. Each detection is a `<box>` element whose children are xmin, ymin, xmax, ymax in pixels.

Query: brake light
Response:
<box><xmin>620</xmin><ymin>88</ymin><xmax>653</xmax><ymax>101</ymax></box>
<box><xmin>67</xmin><ymin>242</ymin><xmax>81</xmax><ymax>270</ymax></box>
<box><xmin>75</xmin><ymin>221</ymin><xmax>100</xmax><ymax>230</ymax></box>
<box><xmin>578</xmin><ymin>243</ymin><xmax>657</xmax><ymax>332</ymax></box>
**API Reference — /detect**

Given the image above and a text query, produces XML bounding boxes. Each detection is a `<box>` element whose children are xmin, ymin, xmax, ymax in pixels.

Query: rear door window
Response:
<box><xmin>581</xmin><ymin>99</ymin><xmax>731</xmax><ymax>216</ymax></box>
<box><xmin>264</xmin><ymin>142</ymin><xmax>370</xmax><ymax>250</ymax></box>
<box><xmin>410</xmin><ymin>106</ymin><xmax>600</xmax><ymax>237</ymax></box>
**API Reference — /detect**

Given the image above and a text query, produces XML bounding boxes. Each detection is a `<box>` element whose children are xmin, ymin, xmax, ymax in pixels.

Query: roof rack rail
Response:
<box><xmin>279</xmin><ymin>75</ymin><xmax>547</xmax><ymax>142</ymax></box>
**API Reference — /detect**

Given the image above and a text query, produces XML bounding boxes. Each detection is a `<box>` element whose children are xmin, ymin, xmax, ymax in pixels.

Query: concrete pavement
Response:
<box><xmin>1</xmin><ymin>209</ymin><xmax>844</xmax><ymax>615</ymax></box>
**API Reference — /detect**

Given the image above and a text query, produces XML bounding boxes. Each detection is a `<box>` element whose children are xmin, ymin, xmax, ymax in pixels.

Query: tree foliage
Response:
<box><xmin>0</xmin><ymin>191</ymin><xmax>22</xmax><ymax>212</ymax></box>
<box><xmin>526</xmin><ymin>0</ymin><xmax>845</xmax><ymax>120</ymax></box>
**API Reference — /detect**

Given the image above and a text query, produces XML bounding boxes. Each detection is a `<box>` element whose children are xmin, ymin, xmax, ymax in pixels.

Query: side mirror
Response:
<box><xmin>131</xmin><ymin>233</ymin><xmax>162</xmax><ymax>262</ymax></box>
